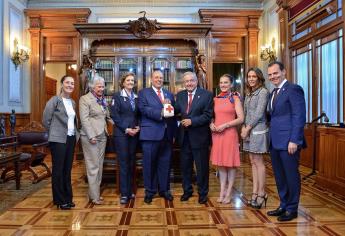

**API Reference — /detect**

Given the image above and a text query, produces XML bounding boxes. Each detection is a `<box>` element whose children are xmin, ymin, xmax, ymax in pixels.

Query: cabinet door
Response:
<box><xmin>173</xmin><ymin>57</ymin><xmax>193</xmax><ymax>93</ymax></box>
<box><xmin>148</xmin><ymin>57</ymin><xmax>172</xmax><ymax>91</ymax></box>
<box><xmin>117</xmin><ymin>57</ymin><xmax>141</xmax><ymax>92</ymax></box>
<box><xmin>94</xmin><ymin>58</ymin><xmax>114</xmax><ymax>104</ymax></box>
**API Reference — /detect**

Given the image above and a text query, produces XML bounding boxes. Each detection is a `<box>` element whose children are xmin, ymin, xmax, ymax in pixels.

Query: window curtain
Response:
<box><xmin>320</xmin><ymin>40</ymin><xmax>338</xmax><ymax>123</ymax></box>
<box><xmin>296</xmin><ymin>51</ymin><xmax>312</xmax><ymax>122</ymax></box>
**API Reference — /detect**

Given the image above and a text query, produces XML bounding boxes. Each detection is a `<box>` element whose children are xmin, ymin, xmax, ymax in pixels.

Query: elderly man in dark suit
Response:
<box><xmin>138</xmin><ymin>70</ymin><xmax>177</xmax><ymax>204</ymax></box>
<box><xmin>175</xmin><ymin>71</ymin><xmax>213</xmax><ymax>204</ymax></box>
<box><xmin>267</xmin><ymin>61</ymin><xmax>306</xmax><ymax>221</ymax></box>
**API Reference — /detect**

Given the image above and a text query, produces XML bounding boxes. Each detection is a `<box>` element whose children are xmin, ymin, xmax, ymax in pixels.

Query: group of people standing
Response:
<box><xmin>42</xmin><ymin>60</ymin><xmax>306</xmax><ymax>222</ymax></box>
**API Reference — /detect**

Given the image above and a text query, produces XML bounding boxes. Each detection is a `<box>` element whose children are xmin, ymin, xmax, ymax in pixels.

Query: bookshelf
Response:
<box><xmin>175</xmin><ymin>58</ymin><xmax>193</xmax><ymax>93</ymax></box>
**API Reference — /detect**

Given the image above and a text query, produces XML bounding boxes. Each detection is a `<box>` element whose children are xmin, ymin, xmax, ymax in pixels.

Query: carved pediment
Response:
<box><xmin>127</xmin><ymin>11</ymin><xmax>160</xmax><ymax>39</ymax></box>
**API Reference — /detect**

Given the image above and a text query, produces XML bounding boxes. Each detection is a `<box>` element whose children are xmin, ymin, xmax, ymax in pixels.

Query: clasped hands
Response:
<box><xmin>126</xmin><ymin>126</ymin><xmax>140</xmax><ymax>137</ymax></box>
<box><xmin>210</xmin><ymin>122</ymin><xmax>228</xmax><ymax>133</ymax></box>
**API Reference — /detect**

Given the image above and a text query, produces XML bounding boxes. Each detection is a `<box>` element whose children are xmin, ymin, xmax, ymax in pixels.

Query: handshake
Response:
<box><xmin>161</xmin><ymin>99</ymin><xmax>174</xmax><ymax>118</ymax></box>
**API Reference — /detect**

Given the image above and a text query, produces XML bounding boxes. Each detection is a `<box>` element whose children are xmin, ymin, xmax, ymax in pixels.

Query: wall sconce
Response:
<box><xmin>11</xmin><ymin>38</ymin><xmax>30</xmax><ymax>70</ymax></box>
<box><xmin>260</xmin><ymin>38</ymin><xmax>277</xmax><ymax>63</ymax></box>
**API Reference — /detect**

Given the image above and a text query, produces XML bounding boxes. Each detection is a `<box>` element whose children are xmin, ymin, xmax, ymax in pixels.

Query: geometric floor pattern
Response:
<box><xmin>0</xmin><ymin>155</ymin><xmax>345</xmax><ymax>236</ymax></box>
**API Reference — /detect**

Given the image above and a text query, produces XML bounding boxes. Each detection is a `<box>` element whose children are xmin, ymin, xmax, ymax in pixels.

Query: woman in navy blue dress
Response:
<box><xmin>110</xmin><ymin>72</ymin><xmax>140</xmax><ymax>204</ymax></box>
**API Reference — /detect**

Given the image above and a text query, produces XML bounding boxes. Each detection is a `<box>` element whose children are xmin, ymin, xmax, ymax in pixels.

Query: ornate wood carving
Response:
<box><xmin>127</xmin><ymin>11</ymin><xmax>160</xmax><ymax>39</ymax></box>
<box><xmin>29</xmin><ymin>17</ymin><xmax>41</xmax><ymax>28</ymax></box>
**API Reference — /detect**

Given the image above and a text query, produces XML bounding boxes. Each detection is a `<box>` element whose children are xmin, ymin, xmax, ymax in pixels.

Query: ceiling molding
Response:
<box><xmin>27</xmin><ymin>0</ymin><xmax>263</xmax><ymax>9</ymax></box>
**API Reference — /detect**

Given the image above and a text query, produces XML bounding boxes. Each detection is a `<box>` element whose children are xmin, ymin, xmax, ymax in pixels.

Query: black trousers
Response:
<box><xmin>49</xmin><ymin>135</ymin><xmax>76</xmax><ymax>205</ymax></box>
<box><xmin>180</xmin><ymin>134</ymin><xmax>209</xmax><ymax>197</ymax></box>
<box><xmin>114</xmin><ymin>135</ymin><xmax>138</xmax><ymax>197</ymax></box>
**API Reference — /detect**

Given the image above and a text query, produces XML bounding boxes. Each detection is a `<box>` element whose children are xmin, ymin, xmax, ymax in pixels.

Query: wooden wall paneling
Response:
<box><xmin>25</xmin><ymin>8</ymin><xmax>90</xmax><ymax>123</ymax></box>
<box><xmin>45</xmin><ymin>76</ymin><xmax>57</xmax><ymax>103</ymax></box>
<box><xmin>199</xmin><ymin>9</ymin><xmax>262</xmax><ymax>66</ymax></box>
<box><xmin>45</xmin><ymin>37</ymin><xmax>78</xmax><ymax>62</ymax></box>
<box><xmin>316</xmin><ymin>127</ymin><xmax>345</xmax><ymax>196</ymax></box>
<box><xmin>0</xmin><ymin>113</ymin><xmax>31</xmax><ymax>135</ymax></box>
<box><xmin>213</xmin><ymin>37</ymin><xmax>244</xmax><ymax>62</ymax></box>
<box><xmin>300</xmin><ymin>125</ymin><xmax>320</xmax><ymax>169</ymax></box>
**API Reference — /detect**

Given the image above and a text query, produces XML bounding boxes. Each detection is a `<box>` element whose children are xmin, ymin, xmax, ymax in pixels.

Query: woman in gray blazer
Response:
<box><xmin>79</xmin><ymin>75</ymin><xmax>113</xmax><ymax>205</ymax></box>
<box><xmin>241</xmin><ymin>68</ymin><xmax>269</xmax><ymax>209</ymax></box>
<box><xmin>43</xmin><ymin>75</ymin><xmax>79</xmax><ymax>210</ymax></box>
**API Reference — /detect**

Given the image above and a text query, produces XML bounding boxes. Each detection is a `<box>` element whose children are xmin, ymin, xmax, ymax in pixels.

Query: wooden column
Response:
<box><xmin>248</xmin><ymin>17</ymin><xmax>259</xmax><ymax>69</ymax></box>
<box><xmin>28</xmin><ymin>19</ymin><xmax>44</xmax><ymax>122</ymax></box>
<box><xmin>277</xmin><ymin>0</ymin><xmax>291</xmax><ymax>80</ymax></box>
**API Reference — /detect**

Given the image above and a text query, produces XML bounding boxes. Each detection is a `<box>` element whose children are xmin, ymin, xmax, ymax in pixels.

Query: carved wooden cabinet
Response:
<box><xmin>82</xmin><ymin>37</ymin><xmax>200</xmax><ymax>103</ymax></box>
<box><xmin>93</xmin><ymin>54</ymin><xmax>193</xmax><ymax>104</ymax></box>
<box><xmin>316</xmin><ymin>127</ymin><xmax>345</xmax><ymax>196</ymax></box>
<box><xmin>75</xmin><ymin>22</ymin><xmax>212</xmax><ymax>96</ymax></box>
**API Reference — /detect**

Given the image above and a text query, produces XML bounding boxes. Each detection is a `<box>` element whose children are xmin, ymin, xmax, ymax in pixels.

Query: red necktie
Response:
<box><xmin>186</xmin><ymin>93</ymin><xmax>193</xmax><ymax>113</ymax></box>
<box><xmin>157</xmin><ymin>90</ymin><xmax>163</xmax><ymax>103</ymax></box>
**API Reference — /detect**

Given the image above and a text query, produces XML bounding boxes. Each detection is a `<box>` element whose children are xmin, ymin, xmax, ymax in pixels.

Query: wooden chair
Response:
<box><xmin>0</xmin><ymin>121</ymin><xmax>51</xmax><ymax>183</ymax></box>
<box><xmin>102</xmin><ymin>136</ymin><xmax>120</xmax><ymax>193</ymax></box>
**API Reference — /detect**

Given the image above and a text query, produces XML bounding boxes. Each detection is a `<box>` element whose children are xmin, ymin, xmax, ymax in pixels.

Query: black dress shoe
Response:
<box><xmin>128</xmin><ymin>193</ymin><xmax>135</xmax><ymax>199</ymax></box>
<box><xmin>57</xmin><ymin>204</ymin><xmax>71</xmax><ymax>210</ymax></box>
<box><xmin>160</xmin><ymin>192</ymin><xmax>174</xmax><ymax>201</ymax></box>
<box><xmin>144</xmin><ymin>195</ymin><xmax>152</xmax><ymax>204</ymax></box>
<box><xmin>120</xmin><ymin>196</ymin><xmax>129</xmax><ymax>204</ymax></box>
<box><xmin>267</xmin><ymin>207</ymin><xmax>286</xmax><ymax>216</ymax></box>
<box><xmin>180</xmin><ymin>193</ymin><xmax>192</xmax><ymax>202</ymax></box>
<box><xmin>277</xmin><ymin>211</ymin><xmax>298</xmax><ymax>221</ymax></box>
<box><xmin>68</xmin><ymin>202</ymin><xmax>75</xmax><ymax>208</ymax></box>
<box><xmin>198</xmin><ymin>196</ymin><xmax>208</xmax><ymax>204</ymax></box>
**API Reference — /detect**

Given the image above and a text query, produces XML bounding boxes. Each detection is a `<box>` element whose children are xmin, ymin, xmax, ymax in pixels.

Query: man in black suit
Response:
<box><xmin>175</xmin><ymin>71</ymin><xmax>213</xmax><ymax>204</ymax></box>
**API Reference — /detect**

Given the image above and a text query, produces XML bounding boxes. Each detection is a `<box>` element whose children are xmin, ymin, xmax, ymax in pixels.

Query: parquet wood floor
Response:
<box><xmin>0</xmin><ymin>155</ymin><xmax>344</xmax><ymax>236</ymax></box>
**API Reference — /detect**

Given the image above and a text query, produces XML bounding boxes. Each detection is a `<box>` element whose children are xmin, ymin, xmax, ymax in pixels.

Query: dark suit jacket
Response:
<box><xmin>110</xmin><ymin>90</ymin><xmax>139</xmax><ymax>137</ymax></box>
<box><xmin>138</xmin><ymin>87</ymin><xmax>177</xmax><ymax>141</ymax></box>
<box><xmin>175</xmin><ymin>88</ymin><xmax>213</xmax><ymax>149</ymax></box>
<box><xmin>269</xmin><ymin>81</ymin><xmax>306</xmax><ymax>150</ymax></box>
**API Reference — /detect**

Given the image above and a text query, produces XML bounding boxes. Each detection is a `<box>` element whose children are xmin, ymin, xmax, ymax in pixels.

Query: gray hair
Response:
<box><xmin>182</xmin><ymin>71</ymin><xmax>197</xmax><ymax>81</ymax></box>
<box><xmin>89</xmin><ymin>74</ymin><xmax>105</xmax><ymax>89</ymax></box>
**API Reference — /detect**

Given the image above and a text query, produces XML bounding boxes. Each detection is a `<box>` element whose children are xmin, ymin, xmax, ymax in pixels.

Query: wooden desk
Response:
<box><xmin>316</xmin><ymin>127</ymin><xmax>345</xmax><ymax>196</ymax></box>
<box><xmin>0</xmin><ymin>152</ymin><xmax>21</xmax><ymax>190</ymax></box>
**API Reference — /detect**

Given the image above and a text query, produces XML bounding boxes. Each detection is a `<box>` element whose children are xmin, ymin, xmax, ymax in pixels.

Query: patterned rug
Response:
<box><xmin>0</xmin><ymin>171</ymin><xmax>49</xmax><ymax>214</ymax></box>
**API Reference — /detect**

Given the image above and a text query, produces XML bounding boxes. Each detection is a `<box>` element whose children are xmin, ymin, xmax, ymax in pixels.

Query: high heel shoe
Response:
<box><xmin>222</xmin><ymin>195</ymin><xmax>231</xmax><ymax>204</ymax></box>
<box><xmin>92</xmin><ymin>199</ymin><xmax>104</xmax><ymax>205</ymax></box>
<box><xmin>217</xmin><ymin>197</ymin><xmax>224</xmax><ymax>203</ymax></box>
<box><xmin>247</xmin><ymin>193</ymin><xmax>258</xmax><ymax>206</ymax></box>
<box><xmin>251</xmin><ymin>194</ymin><xmax>268</xmax><ymax>209</ymax></box>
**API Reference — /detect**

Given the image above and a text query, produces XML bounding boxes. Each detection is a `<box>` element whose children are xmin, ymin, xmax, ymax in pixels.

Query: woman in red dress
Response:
<box><xmin>210</xmin><ymin>74</ymin><xmax>244</xmax><ymax>204</ymax></box>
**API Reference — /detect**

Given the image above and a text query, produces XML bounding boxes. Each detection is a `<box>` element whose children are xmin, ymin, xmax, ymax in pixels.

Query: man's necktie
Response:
<box><xmin>271</xmin><ymin>88</ymin><xmax>280</xmax><ymax>107</ymax></box>
<box><xmin>186</xmin><ymin>93</ymin><xmax>193</xmax><ymax>113</ymax></box>
<box><xmin>157</xmin><ymin>89</ymin><xmax>163</xmax><ymax>103</ymax></box>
